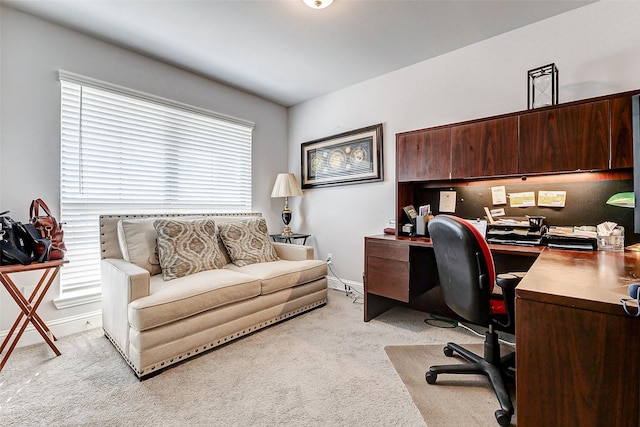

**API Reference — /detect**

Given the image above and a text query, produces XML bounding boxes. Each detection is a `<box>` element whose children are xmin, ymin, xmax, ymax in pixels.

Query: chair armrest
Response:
<box><xmin>272</xmin><ymin>242</ymin><xmax>314</xmax><ymax>261</ymax></box>
<box><xmin>495</xmin><ymin>273</ymin><xmax>524</xmax><ymax>292</ymax></box>
<box><xmin>494</xmin><ymin>272</ymin><xmax>525</xmax><ymax>331</ymax></box>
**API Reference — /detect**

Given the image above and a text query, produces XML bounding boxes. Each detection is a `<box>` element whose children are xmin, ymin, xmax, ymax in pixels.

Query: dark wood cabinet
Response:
<box><xmin>451</xmin><ymin>116</ymin><xmax>518</xmax><ymax>178</ymax></box>
<box><xmin>396</xmin><ymin>128</ymin><xmax>450</xmax><ymax>181</ymax></box>
<box><xmin>519</xmin><ymin>101</ymin><xmax>610</xmax><ymax>174</ymax></box>
<box><xmin>364</xmin><ymin>238</ymin><xmax>409</xmax><ymax>302</ymax></box>
<box><xmin>516</xmin><ymin>250</ymin><xmax>640</xmax><ymax>427</ymax></box>
<box><xmin>610</xmin><ymin>95</ymin><xmax>634</xmax><ymax>169</ymax></box>
<box><xmin>394</xmin><ymin>89</ymin><xmax>638</xmax><ymax>236</ymax></box>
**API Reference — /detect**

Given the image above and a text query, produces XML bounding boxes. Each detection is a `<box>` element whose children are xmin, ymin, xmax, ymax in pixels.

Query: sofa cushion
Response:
<box><xmin>128</xmin><ymin>269</ymin><xmax>262</xmax><ymax>331</ymax></box>
<box><xmin>224</xmin><ymin>259</ymin><xmax>327</xmax><ymax>294</ymax></box>
<box><xmin>154</xmin><ymin>218</ymin><xmax>226</xmax><ymax>280</ymax></box>
<box><xmin>117</xmin><ymin>218</ymin><xmax>162</xmax><ymax>275</ymax></box>
<box><xmin>218</xmin><ymin>218</ymin><xmax>279</xmax><ymax>267</ymax></box>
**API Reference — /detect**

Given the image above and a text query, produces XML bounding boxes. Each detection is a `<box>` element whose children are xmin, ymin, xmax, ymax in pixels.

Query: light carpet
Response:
<box><xmin>1</xmin><ymin>289</ymin><xmax>492</xmax><ymax>426</ymax></box>
<box><xmin>385</xmin><ymin>344</ymin><xmax>517</xmax><ymax>427</ymax></box>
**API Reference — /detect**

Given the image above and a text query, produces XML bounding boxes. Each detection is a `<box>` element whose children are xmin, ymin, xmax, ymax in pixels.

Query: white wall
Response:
<box><xmin>288</xmin><ymin>0</ymin><xmax>640</xmax><ymax>288</ymax></box>
<box><xmin>0</xmin><ymin>7</ymin><xmax>288</xmax><ymax>344</ymax></box>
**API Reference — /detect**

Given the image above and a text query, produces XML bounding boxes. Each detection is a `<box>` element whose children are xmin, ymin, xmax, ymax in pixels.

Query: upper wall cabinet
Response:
<box><xmin>518</xmin><ymin>101</ymin><xmax>609</xmax><ymax>174</ymax></box>
<box><xmin>396</xmin><ymin>89</ymin><xmax>638</xmax><ymax>184</ymax></box>
<box><xmin>451</xmin><ymin>117</ymin><xmax>518</xmax><ymax>179</ymax></box>
<box><xmin>397</xmin><ymin>128</ymin><xmax>450</xmax><ymax>182</ymax></box>
<box><xmin>610</xmin><ymin>95</ymin><xmax>634</xmax><ymax>169</ymax></box>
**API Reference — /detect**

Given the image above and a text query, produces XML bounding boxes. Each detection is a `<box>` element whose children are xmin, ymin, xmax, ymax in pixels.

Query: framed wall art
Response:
<box><xmin>301</xmin><ymin>123</ymin><xmax>383</xmax><ymax>189</ymax></box>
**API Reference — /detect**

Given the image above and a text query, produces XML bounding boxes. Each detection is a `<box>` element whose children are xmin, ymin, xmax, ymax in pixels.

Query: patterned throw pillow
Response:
<box><xmin>154</xmin><ymin>218</ymin><xmax>225</xmax><ymax>281</ymax></box>
<box><xmin>218</xmin><ymin>217</ymin><xmax>279</xmax><ymax>267</ymax></box>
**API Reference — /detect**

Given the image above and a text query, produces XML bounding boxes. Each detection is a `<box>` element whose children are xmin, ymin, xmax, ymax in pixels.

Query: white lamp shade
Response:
<box><xmin>271</xmin><ymin>173</ymin><xmax>303</xmax><ymax>198</ymax></box>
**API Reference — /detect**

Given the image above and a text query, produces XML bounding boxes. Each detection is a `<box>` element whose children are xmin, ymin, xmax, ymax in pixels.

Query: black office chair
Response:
<box><xmin>425</xmin><ymin>215</ymin><xmax>523</xmax><ymax>427</ymax></box>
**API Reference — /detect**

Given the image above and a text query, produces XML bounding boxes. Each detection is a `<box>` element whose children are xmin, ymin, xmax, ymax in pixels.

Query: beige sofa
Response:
<box><xmin>99</xmin><ymin>213</ymin><xmax>327</xmax><ymax>378</ymax></box>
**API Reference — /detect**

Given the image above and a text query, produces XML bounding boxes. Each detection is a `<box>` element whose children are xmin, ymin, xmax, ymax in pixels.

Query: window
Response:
<box><xmin>58</xmin><ymin>71</ymin><xmax>254</xmax><ymax>301</ymax></box>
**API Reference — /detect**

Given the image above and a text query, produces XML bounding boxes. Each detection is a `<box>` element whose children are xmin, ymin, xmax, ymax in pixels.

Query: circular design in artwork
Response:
<box><xmin>328</xmin><ymin>149</ymin><xmax>346</xmax><ymax>170</ymax></box>
<box><xmin>310</xmin><ymin>155</ymin><xmax>324</xmax><ymax>172</ymax></box>
<box><xmin>350</xmin><ymin>146</ymin><xmax>367</xmax><ymax>164</ymax></box>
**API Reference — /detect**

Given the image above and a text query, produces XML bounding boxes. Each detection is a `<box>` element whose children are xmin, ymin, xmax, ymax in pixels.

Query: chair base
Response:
<box><xmin>425</xmin><ymin>330</ymin><xmax>515</xmax><ymax>426</ymax></box>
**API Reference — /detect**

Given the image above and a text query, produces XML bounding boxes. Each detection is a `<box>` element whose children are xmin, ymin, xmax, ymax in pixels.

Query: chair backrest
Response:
<box><xmin>427</xmin><ymin>215</ymin><xmax>496</xmax><ymax>325</ymax></box>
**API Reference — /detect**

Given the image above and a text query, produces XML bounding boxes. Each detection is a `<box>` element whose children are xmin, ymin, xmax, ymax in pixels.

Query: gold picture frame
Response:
<box><xmin>301</xmin><ymin>123</ymin><xmax>383</xmax><ymax>189</ymax></box>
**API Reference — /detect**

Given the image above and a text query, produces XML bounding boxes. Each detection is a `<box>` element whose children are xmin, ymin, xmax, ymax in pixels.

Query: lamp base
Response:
<box><xmin>281</xmin><ymin>204</ymin><xmax>294</xmax><ymax>236</ymax></box>
<box><xmin>280</xmin><ymin>226</ymin><xmax>294</xmax><ymax>237</ymax></box>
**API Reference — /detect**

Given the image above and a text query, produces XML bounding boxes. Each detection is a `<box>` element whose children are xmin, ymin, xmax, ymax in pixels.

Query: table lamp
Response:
<box><xmin>271</xmin><ymin>173</ymin><xmax>303</xmax><ymax>236</ymax></box>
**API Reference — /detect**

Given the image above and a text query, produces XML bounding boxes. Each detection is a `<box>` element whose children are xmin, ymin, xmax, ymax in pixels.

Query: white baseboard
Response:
<box><xmin>0</xmin><ymin>310</ymin><xmax>103</xmax><ymax>349</ymax></box>
<box><xmin>326</xmin><ymin>274</ymin><xmax>363</xmax><ymax>295</ymax></box>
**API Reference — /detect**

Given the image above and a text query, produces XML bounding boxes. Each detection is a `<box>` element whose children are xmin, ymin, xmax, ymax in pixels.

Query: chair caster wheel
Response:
<box><xmin>425</xmin><ymin>370</ymin><xmax>437</xmax><ymax>384</ymax></box>
<box><xmin>443</xmin><ymin>345</ymin><xmax>454</xmax><ymax>357</ymax></box>
<box><xmin>495</xmin><ymin>409</ymin><xmax>511</xmax><ymax>426</ymax></box>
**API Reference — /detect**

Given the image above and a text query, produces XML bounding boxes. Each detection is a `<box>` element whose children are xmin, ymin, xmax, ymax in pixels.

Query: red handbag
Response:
<box><xmin>29</xmin><ymin>198</ymin><xmax>67</xmax><ymax>260</ymax></box>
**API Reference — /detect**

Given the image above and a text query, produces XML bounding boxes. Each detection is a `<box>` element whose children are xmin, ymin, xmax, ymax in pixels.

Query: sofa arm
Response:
<box><xmin>102</xmin><ymin>258</ymin><xmax>151</xmax><ymax>302</ymax></box>
<box><xmin>273</xmin><ymin>242</ymin><xmax>315</xmax><ymax>261</ymax></box>
<box><xmin>101</xmin><ymin>258</ymin><xmax>151</xmax><ymax>355</ymax></box>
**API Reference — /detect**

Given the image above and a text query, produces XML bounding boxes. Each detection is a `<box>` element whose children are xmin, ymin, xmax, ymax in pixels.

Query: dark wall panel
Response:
<box><xmin>413</xmin><ymin>178</ymin><xmax>637</xmax><ymax>244</ymax></box>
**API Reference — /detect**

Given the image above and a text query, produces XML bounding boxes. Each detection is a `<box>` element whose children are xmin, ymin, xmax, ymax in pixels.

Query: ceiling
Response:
<box><xmin>4</xmin><ymin>0</ymin><xmax>594</xmax><ymax>107</ymax></box>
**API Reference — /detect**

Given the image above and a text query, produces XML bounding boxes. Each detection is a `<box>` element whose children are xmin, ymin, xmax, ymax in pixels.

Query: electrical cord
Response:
<box><xmin>327</xmin><ymin>262</ymin><xmax>363</xmax><ymax>304</ymax></box>
<box><xmin>424</xmin><ymin>314</ymin><xmax>457</xmax><ymax>328</ymax></box>
<box><xmin>424</xmin><ymin>315</ymin><xmax>516</xmax><ymax>347</ymax></box>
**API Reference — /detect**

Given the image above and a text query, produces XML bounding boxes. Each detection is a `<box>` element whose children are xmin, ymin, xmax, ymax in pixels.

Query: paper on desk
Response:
<box><xmin>509</xmin><ymin>191</ymin><xmax>535</xmax><ymax>208</ymax></box>
<box><xmin>439</xmin><ymin>191</ymin><xmax>456</xmax><ymax>213</ymax></box>
<box><xmin>597</xmin><ymin>221</ymin><xmax>617</xmax><ymax>236</ymax></box>
<box><xmin>538</xmin><ymin>190</ymin><xmax>566</xmax><ymax>207</ymax></box>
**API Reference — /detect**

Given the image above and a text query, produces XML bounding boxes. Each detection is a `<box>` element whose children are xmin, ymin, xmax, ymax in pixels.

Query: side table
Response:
<box><xmin>0</xmin><ymin>259</ymin><xmax>68</xmax><ymax>371</ymax></box>
<box><xmin>270</xmin><ymin>233</ymin><xmax>310</xmax><ymax>245</ymax></box>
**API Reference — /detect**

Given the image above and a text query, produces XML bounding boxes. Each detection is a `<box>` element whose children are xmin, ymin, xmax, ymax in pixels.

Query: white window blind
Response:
<box><xmin>59</xmin><ymin>71</ymin><xmax>254</xmax><ymax>297</ymax></box>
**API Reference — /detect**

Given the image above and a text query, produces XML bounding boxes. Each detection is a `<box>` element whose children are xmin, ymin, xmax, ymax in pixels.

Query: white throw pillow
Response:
<box><xmin>117</xmin><ymin>218</ymin><xmax>162</xmax><ymax>275</ymax></box>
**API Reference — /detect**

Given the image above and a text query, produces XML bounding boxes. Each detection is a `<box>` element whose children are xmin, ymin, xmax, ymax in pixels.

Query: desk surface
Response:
<box><xmin>369</xmin><ymin>234</ymin><xmax>543</xmax><ymax>256</ymax></box>
<box><xmin>516</xmin><ymin>249</ymin><xmax>640</xmax><ymax>316</ymax></box>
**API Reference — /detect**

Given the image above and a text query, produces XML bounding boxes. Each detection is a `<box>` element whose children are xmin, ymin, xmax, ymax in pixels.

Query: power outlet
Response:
<box><xmin>325</xmin><ymin>253</ymin><xmax>333</xmax><ymax>264</ymax></box>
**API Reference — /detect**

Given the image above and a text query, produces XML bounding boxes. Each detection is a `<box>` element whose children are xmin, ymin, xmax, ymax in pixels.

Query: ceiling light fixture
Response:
<box><xmin>303</xmin><ymin>0</ymin><xmax>334</xmax><ymax>9</ymax></box>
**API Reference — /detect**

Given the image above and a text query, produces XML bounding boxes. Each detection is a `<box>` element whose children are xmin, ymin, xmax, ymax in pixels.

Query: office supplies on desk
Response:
<box><xmin>402</xmin><ymin>205</ymin><xmax>417</xmax><ymax>225</ymax></box>
<box><xmin>486</xmin><ymin>216</ymin><xmax>545</xmax><ymax>246</ymax></box>
<box><xmin>416</xmin><ymin>216</ymin><xmax>427</xmax><ymax>235</ymax></box>
<box><xmin>484</xmin><ymin>207</ymin><xmax>495</xmax><ymax>224</ymax></box>
<box><xmin>466</xmin><ymin>218</ymin><xmax>487</xmax><ymax>237</ymax></box>
<box><xmin>383</xmin><ymin>219</ymin><xmax>396</xmax><ymax>235</ymax></box>
<box><xmin>542</xmin><ymin>226</ymin><xmax>598</xmax><ymax>250</ymax></box>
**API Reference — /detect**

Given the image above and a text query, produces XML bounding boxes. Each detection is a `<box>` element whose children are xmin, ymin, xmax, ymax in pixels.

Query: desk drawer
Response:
<box><xmin>366</xmin><ymin>255</ymin><xmax>410</xmax><ymax>302</ymax></box>
<box><xmin>366</xmin><ymin>240</ymin><xmax>409</xmax><ymax>262</ymax></box>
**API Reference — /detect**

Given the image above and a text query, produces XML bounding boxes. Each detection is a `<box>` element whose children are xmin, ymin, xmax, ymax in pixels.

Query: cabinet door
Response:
<box><xmin>519</xmin><ymin>101</ymin><xmax>609</xmax><ymax>174</ymax></box>
<box><xmin>397</xmin><ymin>128</ymin><xmax>450</xmax><ymax>181</ymax></box>
<box><xmin>610</xmin><ymin>96</ymin><xmax>634</xmax><ymax>169</ymax></box>
<box><xmin>451</xmin><ymin>117</ymin><xmax>518</xmax><ymax>178</ymax></box>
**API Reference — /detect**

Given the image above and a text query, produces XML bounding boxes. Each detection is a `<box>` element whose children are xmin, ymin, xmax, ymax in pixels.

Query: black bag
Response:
<box><xmin>0</xmin><ymin>211</ymin><xmax>51</xmax><ymax>265</ymax></box>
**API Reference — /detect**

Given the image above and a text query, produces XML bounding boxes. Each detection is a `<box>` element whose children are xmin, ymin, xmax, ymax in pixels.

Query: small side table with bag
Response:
<box><xmin>0</xmin><ymin>259</ymin><xmax>68</xmax><ymax>370</ymax></box>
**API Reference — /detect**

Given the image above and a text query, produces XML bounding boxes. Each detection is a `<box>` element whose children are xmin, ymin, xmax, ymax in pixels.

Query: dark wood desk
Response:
<box><xmin>363</xmin><ymin>234</ymin><xmax>541</xmax><ymax>321</ymax></box>
<box><xmin>516</xmin><ymin>249</ymin><xmax>640</xmax><ymax>427</ymax></box>
<box><xmin>366</xmin><ymin>235</ymin><xmax>640</xmax><ymax>424</ymax></box>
